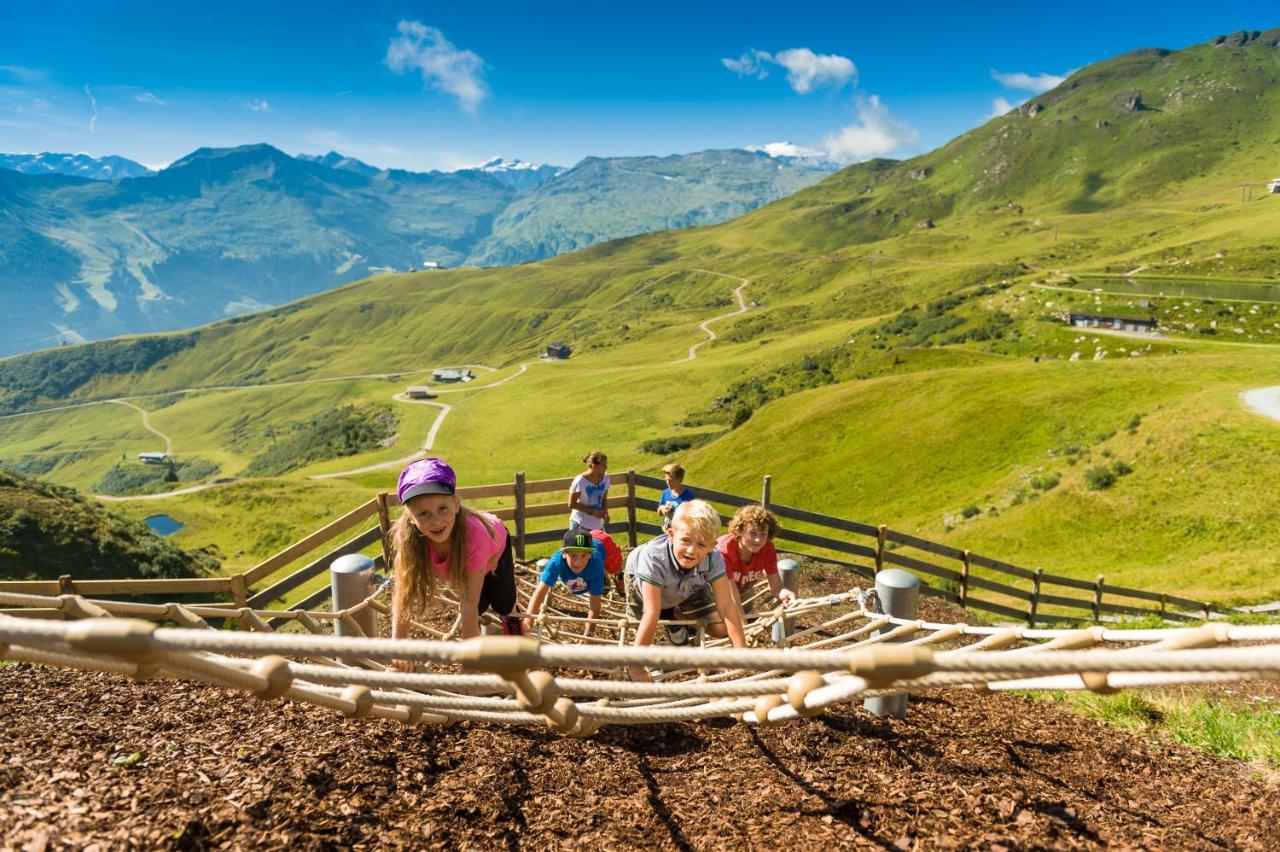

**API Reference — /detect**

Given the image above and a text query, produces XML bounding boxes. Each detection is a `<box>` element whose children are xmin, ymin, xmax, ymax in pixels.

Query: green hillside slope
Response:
<box><xmin>0</xmin><ymin>469</ymin><xmax>219</xmax><ymax>581</ymax></box>
<box><xmin>2</xmin><ymin>30</ymin><xmax>1279</xmax><ymax>601</ymax></box>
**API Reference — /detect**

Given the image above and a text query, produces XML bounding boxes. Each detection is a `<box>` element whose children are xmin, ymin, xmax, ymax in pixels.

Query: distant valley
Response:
<box><xmin>0</xmin><ymin>144</ymin><xmax>834</xmax><ymax>357</ymax></box>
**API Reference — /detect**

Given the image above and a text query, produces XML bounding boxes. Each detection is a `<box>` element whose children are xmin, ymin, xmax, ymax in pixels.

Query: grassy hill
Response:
<box><xmin>2</xmin><ymin>29</ymin><xmax>1279</xmax><ymax>603</ymax></box>
<box><xmin>0</xmin><ymin>469</ymin><xmax>219</xmax><ymax>581</ymax></box>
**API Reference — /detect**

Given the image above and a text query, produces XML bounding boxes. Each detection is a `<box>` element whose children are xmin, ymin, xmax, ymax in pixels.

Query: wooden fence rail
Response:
<box><xmin>1</xmin><ymin>470</ymin><xmax>1230</xmax><ymax>626</ymax></box>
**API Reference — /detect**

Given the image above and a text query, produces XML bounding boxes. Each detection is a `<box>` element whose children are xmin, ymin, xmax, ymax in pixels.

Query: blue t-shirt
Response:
<box><xmin>658</xmin><ymin>486</ymin><xmax>696</xmax><ymax>529</ymax></box>
<box><xmin>540</xmin><ymin>546</ymin><xmax>606</xmax><ymax>596</ymax></box>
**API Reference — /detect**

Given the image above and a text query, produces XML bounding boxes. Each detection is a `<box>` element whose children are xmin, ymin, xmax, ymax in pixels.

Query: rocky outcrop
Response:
<box><xmin>1114</xmin><ymin>91</ymin><xmax>1144</xmax><ymax>112</ymax></box>
<box><xmin>1020</xmin><ymin>102</ymin><xmax>1044</xmax><ymax>117</ymax></box>
<box><xmin>909</xmin><ymin>167</ymin><xmax>930</xmax><ymax>181</ymax></box>
<box><xmin>1211</xmin><ymin>29</ymin><xmax>1280</xmax><ymax>49</ymax></box>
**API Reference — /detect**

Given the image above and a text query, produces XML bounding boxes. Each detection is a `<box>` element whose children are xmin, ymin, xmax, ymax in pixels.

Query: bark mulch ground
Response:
<box><xmin>3</xmin><ymin>661</ymin><xmax>1278</xmax><ymax>850</ymax></box>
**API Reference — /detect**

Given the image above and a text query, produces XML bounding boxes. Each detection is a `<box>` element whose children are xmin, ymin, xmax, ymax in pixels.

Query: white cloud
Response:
<box><xmin>822</xmin><ymin>95</ymin><xmax>920</xmax><ymax>162</ymax></box>
<box><xmin>32</xmin><ymin>97</ymin><xmax>50</xmax><ymax>111</ymax></box>
<box><xmin>722</xmin><ymin>49</ymin><xmax>772</xmax><ymax>80</ymax></box>
<box><xmin>722</xmin><ymin>46</ymin><xmax>856</xmax><ymax>94</ymax></box>
<box><xmin>134</xmin><ymin>91</ymin><xmax>165</xmax><ymax>106</ymax></box>
<box><xmin>385</xmin><ymin>20</ymin><xmax>488</xmax><ymax>115</ymax></box>
<box><xmin>773</xmin><ymin>48</ymin><xmax>857</xmax><ymax>94</ymax></box>
<box><xmin>83</xmin><ymin>84</ymin><xmax>97</xmax><ymax>132</ymax></box>
<box><xmin>990</xmin><ymin>68</ymin><xmax>1073</xmax><ymax>95</ymax></box>
<box><xmin>0</xmin><ymin>64</ymin><xmax>46</xmax><ymax>84</ymax></box>
<box><xmin>989</xmin><ymin>96</ymin><xmax>1017</xmax><ymax>118</ymax></box>
<box><xmin>245</xmin><ymin>98</ymin><xmax>271</xmax><ymax>113</ymax></box>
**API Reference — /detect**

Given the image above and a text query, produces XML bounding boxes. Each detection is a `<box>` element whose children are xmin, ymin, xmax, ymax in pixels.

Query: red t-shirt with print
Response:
<box><xmin>716</xmin><ymin>533</ymin><xmax>778</xmax><ymax>588</ymax></box>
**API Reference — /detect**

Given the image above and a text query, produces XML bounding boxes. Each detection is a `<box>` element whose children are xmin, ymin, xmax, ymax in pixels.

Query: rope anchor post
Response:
<box><xmin>863</xmin><ymin>568</ymin><xmax>919</xmax><ymax>719</ymax></box>
<box><xmin>771</xmin><ymin>558</ymin><xmax>800</xmax><ymax>646</ymax></box>
<box><xmin>330</xmin><ymin>554</ymin><xmax>377</xmax><ymax>638</ymax></box>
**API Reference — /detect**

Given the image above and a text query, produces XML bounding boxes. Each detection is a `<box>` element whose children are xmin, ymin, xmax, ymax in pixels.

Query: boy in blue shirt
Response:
<box><xmin>657</xmin><ymin>463</ymin><xmax>696</xmax><ymax>531</ymax></box>
<box><xmin>527</xmin><ymin>528</ymin><xmax>606</xmax><ymax>637</ymax></box>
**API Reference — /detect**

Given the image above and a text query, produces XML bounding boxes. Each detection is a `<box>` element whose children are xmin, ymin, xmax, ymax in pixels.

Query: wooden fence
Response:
<box><xmin>0</xmin><ymin>472</ymin><xmax>1226</xmax><ymax>625</ymax></box>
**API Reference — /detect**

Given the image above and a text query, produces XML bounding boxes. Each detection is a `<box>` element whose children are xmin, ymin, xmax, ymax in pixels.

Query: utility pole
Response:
<box><xmin>1240</xmin><ymin>182</ymin><xmax>1255</xmax><ymax>203</ymax></box>
<box><xmin>1054</xmin><ymin>223</ymin><xmax>1059</xmax><ymax>243</ymax></box>
<box><xmin>866</xmin><ymin>256</ymin><xmax>873</xmax><ymax>282</ymax></box>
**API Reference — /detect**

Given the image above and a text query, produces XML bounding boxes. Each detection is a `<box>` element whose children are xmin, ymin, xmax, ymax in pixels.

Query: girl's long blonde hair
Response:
<box><xmin>391</xmin><ymin>499</ymin><xmax>497</xmax><ymax>617</ymax></box>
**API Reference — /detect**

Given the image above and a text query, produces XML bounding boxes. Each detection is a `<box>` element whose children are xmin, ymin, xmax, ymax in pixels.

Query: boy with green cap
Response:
<box><xmin>526</xmin><ymin>528</ymin><xmax>607</xmax><ymax>637</ymax></box>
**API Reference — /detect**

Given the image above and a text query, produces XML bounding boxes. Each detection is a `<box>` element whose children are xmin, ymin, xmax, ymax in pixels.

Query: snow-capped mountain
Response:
<box><xmin>0</xmin><ymin>152</ymin><xmax>154</xmax><ymax>181</ymax></box>
<box><xmin>745</xmin><ymin>141</ymin><xmax>835</xmax><ymax>164</ymax></box>
<box><xmin>461</xmin><ymin>157</ymin><xmax>565</xmax><ymax>191</ymax></box>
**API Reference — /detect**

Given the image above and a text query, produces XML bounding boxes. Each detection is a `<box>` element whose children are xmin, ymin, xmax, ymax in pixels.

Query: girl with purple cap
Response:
<box><xmin>389</xmin><ymin>457</ymin><xmax>523</xmax><ymax>669</ymax></box>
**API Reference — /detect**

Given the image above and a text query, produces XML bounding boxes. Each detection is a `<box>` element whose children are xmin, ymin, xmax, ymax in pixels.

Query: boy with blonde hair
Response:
<box><xmin>626</xmin><ymin>499</ymin><xmax>746</xmax><ymax>682</ymax></box>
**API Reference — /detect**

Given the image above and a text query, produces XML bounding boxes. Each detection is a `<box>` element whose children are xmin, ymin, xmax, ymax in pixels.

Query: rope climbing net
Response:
<box><xmin>2</xmin><ymin>577</ymin><xmax>1278</xmax><ymax>738</ymax></box>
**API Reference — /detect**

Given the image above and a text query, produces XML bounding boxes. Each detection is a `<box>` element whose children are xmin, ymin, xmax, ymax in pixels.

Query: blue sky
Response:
<box><xmin>1</xmin><ymin>0</ymin><xmax>1275</xmax><ymax>172</ymax></box>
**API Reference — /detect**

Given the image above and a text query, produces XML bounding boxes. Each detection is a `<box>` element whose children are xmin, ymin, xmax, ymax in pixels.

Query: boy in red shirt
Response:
<box><xmin>715</xmin><ymin>504</ymin><xmax>795</xmax><ymax>612</ymax></box>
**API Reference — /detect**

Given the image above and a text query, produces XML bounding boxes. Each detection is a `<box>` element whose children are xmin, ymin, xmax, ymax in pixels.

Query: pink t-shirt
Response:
<box><xmin>716</xmin><ymin>533</ymin><xmax>778</xmax><ymax>588</ymax></box>
<box><xmin>428</xmin><ymin>511</ymin><xmax>508</xmax><ymax>581</ymax></box>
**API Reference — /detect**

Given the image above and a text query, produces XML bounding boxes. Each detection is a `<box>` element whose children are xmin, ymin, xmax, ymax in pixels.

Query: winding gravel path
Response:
<box><xmin>672</xmin><ymin>270</ymin><xmax>750</xmax><ymax>364</ymax></box>
<box><xmin>1242</xmin><ymin>386</ymin><xmax>1280</xmax><ymax>422</ymax></box>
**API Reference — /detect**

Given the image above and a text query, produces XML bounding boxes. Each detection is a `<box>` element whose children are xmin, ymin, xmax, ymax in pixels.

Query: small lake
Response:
<box><xmin>1066</xmin><ymin>277</ymin><xmax>1280</xmax><ymax>303</ymax></box>
<box><xmin>145</xmin><ymin>514</ymin><xmax>184</xmax><ymax>536</ymax></box>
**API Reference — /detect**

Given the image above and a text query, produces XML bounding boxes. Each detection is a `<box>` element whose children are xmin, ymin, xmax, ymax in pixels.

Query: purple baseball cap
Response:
<box><xmin>397</xmin><ymin>457</ymin><xmax>457</xmax><ymax>504</ymax></box>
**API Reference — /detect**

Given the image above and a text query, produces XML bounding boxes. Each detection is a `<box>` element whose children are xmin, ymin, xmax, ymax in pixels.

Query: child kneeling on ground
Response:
<box><xmin>717</xmin><ymin>504</ymin><xmax>795</xmax><ymax>612</ymax></box>
<box><xmin>527</xmin><ymin>528</ymin><xmax>606</xmax><ymax>638</ymax></box>
<box><xmin>626</xmin><ymin>499</ymin><xmax>746</xmax><ymax>682</ymax></box>
<box><xmin>390</xmin><ymin>457</ymin><xmax>523</xmax><ymax>672</ymax></box>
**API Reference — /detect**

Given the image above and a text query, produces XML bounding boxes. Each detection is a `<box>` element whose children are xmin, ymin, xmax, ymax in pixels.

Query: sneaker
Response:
<box><xmin>666</xmin><ymin>625</ymin><xmax>690</xmax><ymax>646</ymax></box>
<box><xmin>501</xmin><ymin>616</ymin><xmax>525</xmax><ymax>636</ymax></box>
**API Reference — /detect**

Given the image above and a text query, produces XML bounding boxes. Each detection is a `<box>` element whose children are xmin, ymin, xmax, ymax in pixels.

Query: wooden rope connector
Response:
<box><xmin>62</xmin><ymin>618</ymin><xmax>157</xmax><ymax>660</ymax></box>
<box><xmin>544</xmin><ymin>696</ymin><xmax>579</xmax><ymax>734</ymax></box>
<box><xmin>753</xmin><ymin>694</ymin><xmax>783</xmax><ymax>726</ymax></box>
<box><xmin>250</xmin><ymin>655</ymin><xmax>293</xmax><ymax>700</ymax></box>
<box><xmin>513</xmin><ymin>670</ymin><xmax>560</xmax><ymax>715</ymax></box>
<box><xmin>454</xmin><ymin>636</ymin><xmax>543</xmax><ymax>675</ymax></box>
<box><xmin>1150</xmin><ymin>622</ymin><xmax>1231</xmax><ymax>651</ymax></box>
<box><xmin>1080</xmin><ymin>672</ymin><xmax>1117</xmax><ymax>695</ymax></box>
<box><xmin>786</xmin><ymin>670</ymin><xmax>826</xmax><ymax>717</ymax></box>
<box><xmin>846</xmin><ymin>645</ymin><xmax>935</xmax><ymax>687</ymax></box>
<box><xmin>1043</xmin><ymin>626</ymin><xmax>1106</xmax><ymax>650</ymax></box>
<box><xmin>57</xmin><ymin>595</ymin><xmax>111</xmax><ymax>619</ymax></box>
<box><xmin>341</xmin><ymin>685</ymin><xmax>374</xmax><ymax>718</ymax></box>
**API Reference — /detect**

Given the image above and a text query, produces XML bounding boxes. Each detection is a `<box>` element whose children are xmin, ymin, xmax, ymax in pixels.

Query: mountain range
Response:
<box><xmin>0</xmin><ymin>144</ymin><xmax>834</xmax><ymax>357</ymax></box>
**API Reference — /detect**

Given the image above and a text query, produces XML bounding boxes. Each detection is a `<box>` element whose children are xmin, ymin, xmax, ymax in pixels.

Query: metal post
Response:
<box><xmin>863</xmin><ymin>568</ymin><xmax>919</xmax><ymax>718</ymax></box>
<box><xmin>771</xmin><ymin>558</ymin><xmax>800</xmax><ymax>646</ymax></box>
<box><xmin>330</xmin><ymin>554</ymin><xmax>377</xmax><ymax>637</ymax></box>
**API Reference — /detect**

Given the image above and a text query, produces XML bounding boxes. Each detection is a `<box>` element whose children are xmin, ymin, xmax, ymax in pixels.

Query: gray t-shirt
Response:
<box><xmin>628</xmin><ymin>533</ymin><xmax>726</xmax><ymax>609</ymax></box>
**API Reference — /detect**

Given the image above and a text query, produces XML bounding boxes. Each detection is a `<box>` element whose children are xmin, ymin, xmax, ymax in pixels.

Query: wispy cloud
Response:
<box><xmin>989</xmin><ymin>96</ymin><xmax>1015</xmax><ymax>118</ymax></box>
<box><xmin>134</xmin><ymin>91</ymin><xmax>165</xmax><ymax>106</ymax></box>
<box><xmin>84</xmin><ymin>84</ymin><xmax>97</xmax><ymax>132</ymax></box>
<box><xmin>722</xmin><ymin>49</ymin><xmax>772</xmax><ymax>80</ymax></box>
<box><xmin>723</xmin><ymin>47</ymin><xmax>857</xmax><ymax>94</ymax></box>
<box><xmin>32</xmin><ymin>96</ymin><xmax>50</xmax><ymax>111</ymax></box>
<box><xmin>244</xmin><ymin>98</ymin><xmax>271</xmax><ymax>113</ymax></box>
<box><xmin>385</xmin><ymin>20</ymin><xmax>488</xmax><ymax>114</ymax></box>
<box><xmin>822</xmin><ymin>95</ymin><xmax>919</xmax><ymax>162</ymax></box>
<box><xmin>0</xmin><ymin>64</ymin><xmax>46</xmax><ymax>84</ymax></box>
<box><xmin>990</xmin><ymin>68</ymin><xmax>1074</xmax><ymax>95</ymax></box>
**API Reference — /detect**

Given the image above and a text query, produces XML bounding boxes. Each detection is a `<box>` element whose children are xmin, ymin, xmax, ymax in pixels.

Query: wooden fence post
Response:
<box><xmin>1028</xmin><ymin>568</ymin><xmax>1043</xmax><ymax>627</ymax></box>
<box><xmin>58</xmin><ymin>574</ymin><xmax>74</xmax><ymax>595</ymax></box>
<box><xmin>1159</xmin><ymin>593</ymin><xmax>1167</xmax><ymax>621</ymax></box>
<box><xmin>626</xmin><ymin>470</ymin><xmax>638</xmax><ymax>548</ymax></box>
<box><xmin>761</xmin><ymin>475</ymin><xmax>772</xmax><ymax>509</ymax></box>
<box><xmin>875</xmin><ymin>526</ymin><xmax>887</xmax><ymax>572</ymax></box>
<box><xmin>514</xmin><ymin>472</ymin><xmax>527</xmax><ymax>561</ymax></box>
<box><xmin>1202</xmin><ymin>601</ymin><xmax>1212</xmax><ymax>621</ymax></box>
<box><xmin>229</xmin><ymin>573</ymin><xmax>248</xmax><ymax>609</ymax></box>
<box><xmin>1092</xmin><ymin>574</ymin><xmax>1105</xmax><ymax>622</ymax></box>
<box><xmin>959</xmin><ymin>550</ymin><xmax>971</xmax><ymax>608</ymax></box>
<box><xmin>375</xmin><ymin>493</ymin><xmax>393</xmax><ymax>567</ymax></box>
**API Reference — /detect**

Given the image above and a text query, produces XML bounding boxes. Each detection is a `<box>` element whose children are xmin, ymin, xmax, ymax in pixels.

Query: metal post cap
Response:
<box><xmin>777</xmin><ymin>558</ymin><xmax>800</xmax><ymax>573</ymax></box>
<box><xmin>874</xmin><ymin>567</ymin><xmax>919</xmax><ymax>590</ymax></box>
<box><xmin>331</xmin><ymin>554</ymin><xmax>375</xmax><ymax>574</ymax></box>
